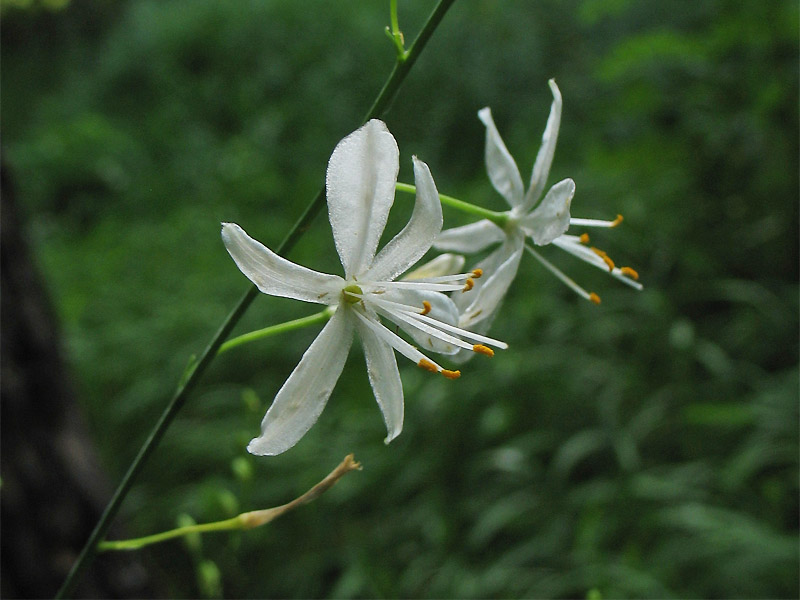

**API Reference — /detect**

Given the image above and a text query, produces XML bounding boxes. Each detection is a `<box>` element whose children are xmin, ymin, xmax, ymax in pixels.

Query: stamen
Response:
<box><xmin>611</xmin><ymin>214</ymin><xmax>624</xmax><ymax>227</ymax></box>
<box><xmin>589</xmin><ymin>292</ymin><xmax>602</xmax><ymax>305</ymax></box>
<box><xmin>420</xmin><ymin>300</ymin><xmax>432</xmax><ymax>315</ymax></box>
<box><xmin>525</xmin><ymin>244</ymin><xmax>597</xmax><ymax>304</ymax></box>
<box><xmin>462</xmin><ymin>278</ymin><xmax>475</xmax><ymax>292</ymax></box>
<box><xmin>472</xmin><ymin>344</ymin><xmax>494</xmax><ymax>357</ymax></box>
<box><xmin>417</xmin><ymin>358</ymin><xmax>438</xmax><ymax>373</ymax></box>
<box><xmin>441</xmin><ymin>369</ymin><xmax>461</xmax><ymax>379</ymax></box>
<box><xmin>620</xmin><ymin>266</ymin><xmax>639</xmax><ymax>280</ymax></box>
<box><xmin>579</xmin><ymin>233</ymin><xmax>590</xmax><ymax>244</ymax></box>
<box><xmin>590</xmin><ymin>247</ymin><xmax>616</xmax><ymax>272</ymax></box>
<box><xmin>471</xmin><ymin>268</ymin><xmax>483</xmax><ymax>278</ymax></box>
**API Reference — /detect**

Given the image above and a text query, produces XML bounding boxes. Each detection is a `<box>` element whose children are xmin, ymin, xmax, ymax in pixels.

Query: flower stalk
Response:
<box><xmin>395</xmin><ymin>182</ymin><xmax>508</xmax><ymax>226</ymax></box>
<box><xmin>98</xmin><ymin>455</ymin><xmax>361</xmax><ymax>552</ymax></box>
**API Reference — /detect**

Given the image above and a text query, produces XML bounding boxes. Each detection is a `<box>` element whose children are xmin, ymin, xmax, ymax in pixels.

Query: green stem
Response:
<box><xmin>386</xmin><ymin>0</ymin><xmax>407</xmax><ymax>59</ymax></box>
<box><xmin>218</xmin><ymin>308</ymin><xmax>334</xmax><ymax>355</ymax></box>
<box><xmin>55</xmin><ymin>2</ymin><xmax>458</xmax><ymax>597</ymax></box>
<box><xmin>99</xmin><ymin>517</ymin><xmax>244</xmax><ymax>552</ymax></box>
<box><xmin>396</xmin><ymin>182</ymin><xmax>508</xmax><ymax>227</ymax></box>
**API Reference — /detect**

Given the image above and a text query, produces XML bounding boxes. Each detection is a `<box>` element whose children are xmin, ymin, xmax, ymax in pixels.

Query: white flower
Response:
<box><xmin>435</xmin><ymin>79</ymin><xmax>642</xmax><ymax>336</ymax></box>
<box><xmin>222</xmin><ymin>120</ymin><xmax>506</xmax><ymax>456</ymax></box>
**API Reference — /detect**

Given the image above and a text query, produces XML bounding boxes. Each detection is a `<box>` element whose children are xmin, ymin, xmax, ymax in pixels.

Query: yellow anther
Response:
<box><xmin>442</xmin><ymin>369</ymin><xmax>461</xmax><ymax>379</ymax></box>
<box><xmin>611</xmin><ymin>214</ymin><xmax>624</xmax><ymax>227</ymax></box>
<box><xmin>579</xmin><ymin>233</ymin><xmax>590</xmax><ymax>244</ymax></box>
<box><xmin>471</xmin><ymin>268</ymin><xmax>483</xmax><ymax>278</ymax></box>
<box><xmin>417</xmin><ymin>358</ymin><xmax>438</xmax><ymax>373</ymax></box>
<box><xmin>472</xmin><ymin>344</ymin><xmax>494</xmax><ymax>357</ymax></box>
<box><xmin>589</xmin><ymin>292</ymin><xmax>602</xmax><ymax>305</ymax></box>
<box><xmin>620</xmin><ymin>266</ymin><xmax>639</xmax><ymax>280</ymax></box>
<box><xmin>462</xmin><ymin>278</ymin><xmax>475</xmax><ymax>292</ymax></box>
<box><xmin>591</xmin><ymin>247</ymin><xmax>615</xmax><ymax>271</ymax></box>
<box><xmin>420</xmin><ymin>300</ymin><xmax>432</xmax><ymax>315</ymax></box>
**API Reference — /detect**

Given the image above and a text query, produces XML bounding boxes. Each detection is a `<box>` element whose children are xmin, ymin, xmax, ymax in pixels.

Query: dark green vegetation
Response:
<box><xmin>3</xmin><ymin>0</ymin><xmax>797</xmax><ymax>597</ymax></box>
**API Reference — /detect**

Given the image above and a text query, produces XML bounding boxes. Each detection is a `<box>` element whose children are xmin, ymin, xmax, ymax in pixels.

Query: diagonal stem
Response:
<box><xmin>56</xmin><ymin>1</ymin><xmax>459</xmax><ymax>597</ymax></box>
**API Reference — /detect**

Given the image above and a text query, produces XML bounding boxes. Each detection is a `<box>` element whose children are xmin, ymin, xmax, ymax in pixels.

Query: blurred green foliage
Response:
<box><xmin>3</xmin><ymin>0</ymin><xmax>798</xmax><ymax>597</ymax></box>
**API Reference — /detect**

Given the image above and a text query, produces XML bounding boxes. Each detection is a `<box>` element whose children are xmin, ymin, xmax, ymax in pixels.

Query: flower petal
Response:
<box><xmin>458</xmin><ymin>236</ymin><xmax>524</xmax><ymax>329</ymax></box>
<box><xmin>478</xmin><ymin>107</ymin><xmax>525</xmax><ymax>209</ymax></box>
<box><xmin>222</xmin><ymin>223</ymin><xmax>342</xmax><ymax>304</ymax></box>
<box><xmin>355</xmin><ymin>315</ymin><xmax>404</xmax><ymax>444</ymax></box>
<box><xmin>520</xmin><ymin>178</ymin><xmax>575</xmax><ymax>246</ymax></box>
<box><xmin>523</xmin><ymin>79</ymin><xmax>562</xmax><ymax>211</ymax></box>
<box><xmin>366</xmin><ymin>157</ymin><xmax>442</xmax><ymax>282</ymax></box>
<box><xmin>402</xmin><ymin>253</ymin><xmax>466</xmax><ymax>280</ymax></box>
<box><xmin>434</xmin><ymin>219</ymin><xmax>506</xmax><ymax>254</ymax></box>
<box><xmin>326</xmin><ymin>119</ymin><xmax>399</xmax><ymax>279</ymax></box>
<box><xmin>247</xmin><ymin>309</ymin><xmax>353</xmax><ymax>456</ymax></box>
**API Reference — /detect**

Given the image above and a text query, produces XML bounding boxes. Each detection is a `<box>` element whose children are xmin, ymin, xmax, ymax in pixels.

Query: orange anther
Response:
<box><xmin>442</xmin><ymin>369</ymin><xmax>461</xmax><ymax>379</ymax></box>
<box><xmin>620</xmin><ymin>266</ymin><xmax>639</xmax><ymax>280</ymax></box>
<box><xmin>417</xmin><ymin>358</ymin><xmax>438</xmax><ymax>373</ymax></box>
<box><xmin>471</xmin><ymin>268</ymin><xmax>483</xmax><ymax>278</ymax></box>
<box><xmin>579</xmin><ymin>233</ymin><xmax>590</xmax><ymax>244</ymax></box>
<box><xmin>472</xmin><ymin>344</ymin><xmax>494</xmax><ymax>357</ymax></box>
<box><xmin>589</xmin><ymin>292</ymin><xmax>602</xmax><ymax>305</ymax></box>
<box><xmin>420</xmin><ymin>300</ymin><xmax>432</xmax><ymax>315</ymax></box>
<box><xmin>591</xmin><ymin>247</ymin><xmax>615</xmax><ymax>271</ymax></box>
<box><xmin>462</xmin><ymin>278</ymin><xmax>475</xmax><ymax>292</ymax></box>
<box><xmin>611</xmin><ymin>214</ymin><xmax>624</xmax><ymax>227</ymax></box>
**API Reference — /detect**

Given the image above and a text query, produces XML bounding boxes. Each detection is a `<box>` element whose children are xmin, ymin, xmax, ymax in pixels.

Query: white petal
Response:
<box><xmin>402</xmin><ymin>253</ymin><xmax>465</xmax><ymax>280</ymax></box>
<box><xmin>326</xmin><ymin>119</ymin><xmax>399</xmax><ymax>279</ymax></box>
<box><xmin>222</xmin><ymin>223</ymin><xmax>342</xmax><ymax>304</ymax></box>
<box><xmin>521</xmin><ymin>178</ymin><xmax>575</xmax><ymax>246</ymax></box>
<box><xmin>247</xmin><ymin>309</ymin><xmax>353</xmax><ymax>456</ymax></box>
<box><xmin>523</xmin><ymin>79</ymin><xmax>562</xmax><ymax>211</ymax></box>
<box><xmin>366</xmin><ymin>157</ymin><xmax>442</xmax><ymax>282</ymax></box>
<box><xmin>459</xmin><ymin>237</ymin><xmax>524</xmax><ymax>328</ymax></box>
<box><xmin>478</xmin><ymin>107</ymin><xmax>525</xmax><ymax>209</ymax></box>
<box><xmin>355</xmin><ymin>317</ymin><xmax>404</xmax><ymax>443</ymax></box>
<box><xmin>434</xmin><ymin>219</ymin><xmax>506</xmax><ymax>254</ymax></box>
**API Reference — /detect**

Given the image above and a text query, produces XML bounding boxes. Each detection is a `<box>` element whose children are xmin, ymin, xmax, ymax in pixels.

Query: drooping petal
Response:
<box><xmin>458</xmin><ymin>235</ymin><xmax>524</xmax><ymax>329</ymax></box>
<box><xmin>523</xmin><ymin>79</ymin><xmax>562</xmax><ymax>211</ymax></box>
<box><xmin>247</xmin><ymin>309</ymin><xmax>353</xmax><ymax>456</ymax></box>
<box><xmin>355</xmin><ymin>313</ymin><xmax>404</xmax><ymax>444</ymax></box>
<box><xmin>434</xmin><ymin>219</ymin><xmax>505</xmax><ymax>254</ymax></box>
<box><xmin>326</xmin><ymin>119</ymin><xmax>400</xmax><ymax>279</ymax></box>
<box><xmin>520</xmin><ymin>178</ymin><xmax>575</xmax><ymax>246</ymax></box>
<box><xmin>478</xmin><ymin>107</ymin><xmax>525</xmax><ymax>209</ymax></box>
<box><xmin>222</xmin><ymin>223</ymin><xmax>343</xmax><ymax>304</ymax></box>
<box><xmin>366</xmin><ymin>157</ymin><xmax>442</xmax><ymax>282</ymax></box>
<box><xmin>402</xmin><ymin>253</ymin><xmax>465</xmax><ymax>280</ymax></box>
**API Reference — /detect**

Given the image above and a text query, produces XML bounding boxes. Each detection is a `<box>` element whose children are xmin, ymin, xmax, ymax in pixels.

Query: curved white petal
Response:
<box><xmin>222</xmin><ymin>223</ymin><xmax>342</xmax><ymax>304</ymax></box>
<box><xmin>402</xmin><ymin>253</ymin><xmax>465</xmax><ymax>280</ymax></box>
<box><xmin>459</xmin><ymin>236</ymin><xmax>524</xmax><ymax>329</ymax></box>
<box><xmin>355</xmin><ymin>314</ymin><xmax>404</xmax><ymax>444</ymax></box>
<box><xmin>434</xmin><ymin>219</ymin><xmax>506</xmax><ymax>254</ymax></box>
<box><xmin>478</xmin><ymin>107</ymin><xmax>524</xmax><ymax>209</ymax></box>
<box><xmin>523</xmin><ymin>79</ymin><xmax>562</xmax><ymax>211</ymax></box>
<box><xmin>366</xmin><ymin>157</ymin><xmax>442</xmax><ymax>282</ymax></box>
<box><xmin>326</xmin><ymin>119</ymin><xmax>399</xmax><ymax>279</ymax></box>
<box><xmin>521</xmin><ymin>178</ymin><xmax>575</xmax><ymax>246</ymax></box>
<box><xmin>247</xmin><ymin>309</ymin><xmax>353</xmax><ymax>456</ymax></box>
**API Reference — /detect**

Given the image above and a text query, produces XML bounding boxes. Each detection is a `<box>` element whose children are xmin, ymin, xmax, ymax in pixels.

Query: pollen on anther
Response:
<box><xmin>417</xmin><ymin>358</ymin><xmax>438</xmax><ymax>373</ymax></box>
<box><xmin>471</xmin><ymin>268</ymin><xmax>483</xmax><ymax>278</ymax></box>
<box><xmin>591</xmin><ymin>247</ymin><xmax>616</xmax><ymax>272</ymax></box>
<box><xmin>620</xmin><ymin>266</ymin><xmax>639</xmax><ymax>280</ymax></box>
<box><xmin>611</xmin><ymin>214</ymin><xmax>624</xmax><ymax>227</ymax></box>
<box><xmin>442</xmin><ymin>369</ymin><xmax>461</xmax><ymax>379</ymax></box>
<box><xmin>579</xmin><ymin>233</ymin><xmax>590</xmax><ymax>244</ymax></box>
<box><xmin>472</xmin><ymin>344</ymin><xmax>494</xmax><ymax>357</ymax></box>
<box><xmin>462</xmin><ymin>278</ymin><xmax>475</xmax><ymax>292</ymax></box>
<box><xmin>420</xmin><ymin>300</ymin><xmax>432</xmax><ymax>315</ymax></box>
<box><xmin>589</xmin><ymin>292</ymin><xmax>602</xmax><ymax>305</ymax></box>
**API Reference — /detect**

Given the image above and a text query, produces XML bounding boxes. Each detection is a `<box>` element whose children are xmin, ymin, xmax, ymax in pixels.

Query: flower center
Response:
<box><xmin>342</xmin><ymin>284</ymin><xmax>363</xmax><ymax>304</ymax></box>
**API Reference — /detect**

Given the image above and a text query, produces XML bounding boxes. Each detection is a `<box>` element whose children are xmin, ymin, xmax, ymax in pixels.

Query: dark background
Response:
<box><xmin>2</xmin><ymin>0</ymin><xmax>798</xmax><ymax>597</ymax></box>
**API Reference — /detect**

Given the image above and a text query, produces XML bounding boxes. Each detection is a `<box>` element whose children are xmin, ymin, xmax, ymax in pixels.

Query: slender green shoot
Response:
<box><xmin>395</xmin><ymin>182</ymin><xmax>509</xmax><ymax>227</ymax></box>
